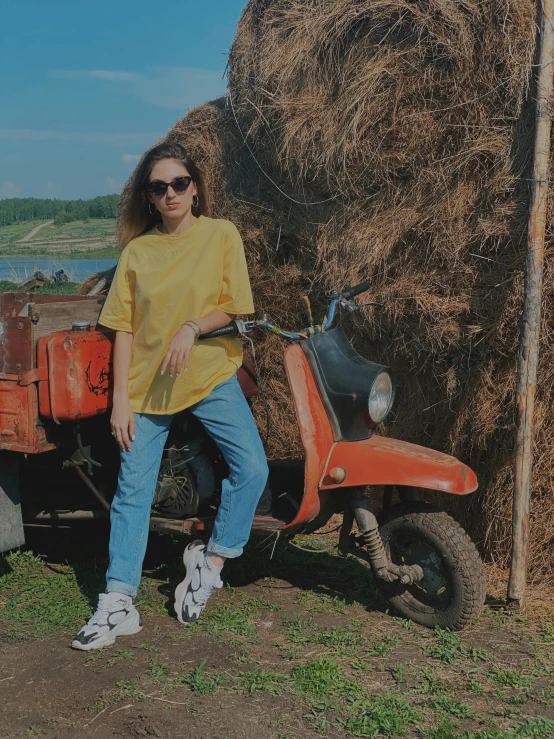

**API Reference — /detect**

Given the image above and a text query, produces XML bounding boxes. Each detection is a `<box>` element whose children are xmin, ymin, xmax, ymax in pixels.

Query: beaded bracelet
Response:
<box><xmin>183</xmin><ymin>320</ymin><xmax>201</xmax><ymax>338</ymax></box>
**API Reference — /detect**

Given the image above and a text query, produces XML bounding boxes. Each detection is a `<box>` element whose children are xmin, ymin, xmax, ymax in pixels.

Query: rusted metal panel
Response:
<box><xmin>0</xmin><ymin>379</ymin><xmax>29</xmax><ymax>446</ymax></box>
<box><xmin>37</xmin><ymin>328</ymin><xmax>115</xmax><ymax>422</ymax></box>
<box><xmin>0</xmin><ymin>314</ymin><xmax>33</xmax><ymax>375</ymax></box>
<box><xmin>0</xmin><ymin>376</ymin><xmax>54</xmax><ymax>453</ymax></box>
<box><xmin>320</xmin><ymin>435</ymin><xmax>478</xmax><ymax>495</ymax></box>
<box><xmin>0</xmin><ymin>293</ymin><xmax>103</xmax><ymax>375</ymax></box>
<box><xmin>280</xmin><ymin>344</ymin><xmax>335</xmax><ymax>530</ymax></box>
<box><xmin>3</xmin><ymin>292</ymin><xmax>99</xmax><ymax>310</ymax></box>
<box><xmin>30</xmin><ymin>299</ymin><xmax>104</xmax><ymax>342</ymax></box>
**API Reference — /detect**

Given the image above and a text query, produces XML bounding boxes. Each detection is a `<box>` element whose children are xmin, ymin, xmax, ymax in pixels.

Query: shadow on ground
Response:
<box><xmin>21</xmin><ymin>520</ymin><xmax>385</xmax><ymax>619</ymax></box>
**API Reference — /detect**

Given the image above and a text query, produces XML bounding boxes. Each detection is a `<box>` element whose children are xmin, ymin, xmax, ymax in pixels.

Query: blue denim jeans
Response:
<box><xmin>105</xmin><ymin>374</ymin><xmax>269</xmax><ymax>597</ymax></box>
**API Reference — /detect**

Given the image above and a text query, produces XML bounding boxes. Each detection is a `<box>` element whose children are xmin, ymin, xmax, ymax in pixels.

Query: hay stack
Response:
<box><xmin>91</xmin><ymin>1</ymin><xmax>554</xmax><ymax>577</ymax></box>
<box><xmin>228</xmin><ymin>0</ymin><xmax>550</xmax><ymax>578</ymax></box>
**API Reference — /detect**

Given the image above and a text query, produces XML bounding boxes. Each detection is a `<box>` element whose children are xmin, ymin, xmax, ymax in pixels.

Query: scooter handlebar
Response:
<box><xmin>198</xmin><ymin>321</ymin><xmax>239</xmax><ymax>340</ymax></box>
<box><xmin>341</xmin><ymin>281</ymin><xmax>370</xmax><ymax>300</ymax></box>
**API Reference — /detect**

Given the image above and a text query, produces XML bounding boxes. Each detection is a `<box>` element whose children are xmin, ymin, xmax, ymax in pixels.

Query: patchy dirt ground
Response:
<box><xmin>1</xmin><ymin>524</ymin><xmax>554</xmax><ymax>739</ymax></box>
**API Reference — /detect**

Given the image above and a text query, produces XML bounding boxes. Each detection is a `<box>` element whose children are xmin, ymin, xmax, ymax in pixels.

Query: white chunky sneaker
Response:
<box><xmin>174</xmin><ymin>540</ymin><xmax>223</xmax><ymax>624</ymax></box>
<box><xmin>71</xmin><ymin>592</ymin><xmax>142</xmax><ymax>651</ymax></box>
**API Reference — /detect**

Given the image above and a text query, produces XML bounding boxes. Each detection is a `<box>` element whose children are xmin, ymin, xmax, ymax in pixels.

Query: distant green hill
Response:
<box><xmin>0</xmin><ymin>218</ymin><xmax>118</xmax><ymax>258</ymax></box>
<box><xmin>0</xmin><ymin>195</ymin><xmax>119</xmax><ymax>226</ymax></box>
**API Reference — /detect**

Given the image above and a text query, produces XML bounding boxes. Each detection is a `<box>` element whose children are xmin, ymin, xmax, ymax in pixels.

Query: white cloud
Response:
<box><xmin>55</xmin><ymin>69</ymin><xmax>139</xmax><ymax>82</ymax></box>
<box><xmin>122</xmin><ymin>153</ymin><xmax>141</xmax><ymax>164</ymax></box>
<box><xmin>90</xmin><ymin>70</ymin><xmax>138</xmax><ymax>82</ymax></box>
<box><xmin>49</xmin><ymin>67</ymin><xmax>227</xmax><ymax>110</ymax></box>
<box><xmin>0</xmin><ymin>181</ymin><xmax>22</xmax><ymax>198</ymax></box>
<box><xmin>0</xmin><ymin>129</ymin><xmax>160</xmax><ymax>145</ymax></box>
<box><xmin>105</xmin><ymin>177</ymin><xmax>123</xmax><ymax>194</ymax></box>
<box><xmin>41</xmin><ymin>180</ymin><xmax>63</xmax><ymax>198</ymax></box>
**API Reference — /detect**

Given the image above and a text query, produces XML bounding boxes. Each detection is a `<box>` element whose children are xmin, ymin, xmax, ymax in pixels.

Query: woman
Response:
<box><xmin>72</xmin><ymin>142</ymin><xmax>268</xmax><ymax>651</ymax></box>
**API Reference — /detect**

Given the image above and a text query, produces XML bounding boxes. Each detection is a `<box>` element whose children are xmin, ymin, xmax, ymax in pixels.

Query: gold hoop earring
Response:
<box><xmin>192</xmin><ymin>194</ymin><xmax>199</xmax><ymax>209</ymax></box>
<box><xmin>148</xmin><ymin>202</ymin><xmax>156</xmax><ymax>215</ymax></box>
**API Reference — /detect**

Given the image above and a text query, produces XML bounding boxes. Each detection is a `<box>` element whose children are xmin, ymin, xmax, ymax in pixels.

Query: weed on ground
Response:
<box><xmin>1</xmin><ymin>531</ymin><xmax>554</xmax><ymax>737</ymax></box>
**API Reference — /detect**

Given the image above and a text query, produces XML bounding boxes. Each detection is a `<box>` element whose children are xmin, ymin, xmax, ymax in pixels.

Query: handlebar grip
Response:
<box><xmin>198</xmin><ymin>321</ymin><xmax>239</xmax><ymax>340</ymax></box>
<box><xmin>341</xmin><ymin>281</ymin><xmax>370</xmax><ymax>300</ymax></box>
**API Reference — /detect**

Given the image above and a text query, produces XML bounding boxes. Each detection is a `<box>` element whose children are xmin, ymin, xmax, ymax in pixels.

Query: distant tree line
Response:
<box><xmin>0</xmin><ymin>195</ymin><xmax>120</xmax><ymax>226</ymax></box>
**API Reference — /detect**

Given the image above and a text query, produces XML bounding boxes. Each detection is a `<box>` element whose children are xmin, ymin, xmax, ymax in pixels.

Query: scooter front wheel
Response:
<box><xmin>377</xmin><ymin>503</ymin><xmax>486</xmax><ymax>630</ymax></box>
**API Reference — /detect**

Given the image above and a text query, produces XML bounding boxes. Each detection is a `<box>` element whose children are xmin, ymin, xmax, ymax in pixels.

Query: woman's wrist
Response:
<box><xmin>182</xmin><ymin>320</ymin><xmax>201</xmax><ymax>338</ymax></box>
<box><xmin>113</xmin><ymin>389</ymin><xmax>130</xmax><ymax>403</ymax></box>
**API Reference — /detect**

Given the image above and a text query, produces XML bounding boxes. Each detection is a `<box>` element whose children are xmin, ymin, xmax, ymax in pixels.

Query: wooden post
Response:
<box><xmin>507</xmin><ymin>0</ymin><xmax>554</xmax><ymax>608</ymax></box>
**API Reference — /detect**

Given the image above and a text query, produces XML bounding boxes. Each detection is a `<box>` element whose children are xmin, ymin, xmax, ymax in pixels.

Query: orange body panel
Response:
<box><xmin>279</xmin><ymin>343</ymin><xmax>478</xmax><ymax>532</ymax></box>
<box><xmin>37</xmin><ymin>328</ymin><xmax>115</xmax><ymax>422</ymax></box>
<box><xmin>321</xmin><ymin>436</ymin><xmax>478</xmax><ymax>495</ymax></box>
<box><xmin>281</xmin><ymin>344</ymin><xmax>335</xmax><ymax>530</ymax></box>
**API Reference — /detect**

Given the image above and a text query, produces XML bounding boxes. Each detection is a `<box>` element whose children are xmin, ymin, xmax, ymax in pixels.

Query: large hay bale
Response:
<box><xmin>96</xmin><ymin>1</ymin><xmax>554</xmax><ymax>578</ymax></box>
<box><xmin>226</xmin><ymin>0</ymin><xmax>550</xmax><ymax>578</ymax></box>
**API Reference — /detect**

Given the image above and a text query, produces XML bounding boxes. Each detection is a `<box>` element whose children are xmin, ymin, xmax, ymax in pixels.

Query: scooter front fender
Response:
<box><xmin>320</xmin><ymin>436</ymin><xmax>477</xmax><ymax>495</ymax></box>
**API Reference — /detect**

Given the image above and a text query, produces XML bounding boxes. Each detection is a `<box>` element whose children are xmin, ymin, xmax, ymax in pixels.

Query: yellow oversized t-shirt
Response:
<box><xmin>98</xmin><ymin>216</ymin><xmax>255</xmax><ymax>414</ymax></box>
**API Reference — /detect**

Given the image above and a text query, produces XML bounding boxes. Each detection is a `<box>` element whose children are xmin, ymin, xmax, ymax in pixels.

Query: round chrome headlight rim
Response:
<box><xmin>368</xmin><ymin>370</ymin><xmax>394</xmax><ymax>424</ymax></box>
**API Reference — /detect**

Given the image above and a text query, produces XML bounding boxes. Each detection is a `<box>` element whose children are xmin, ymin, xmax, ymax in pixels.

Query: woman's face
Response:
<box><xmin>147</xmin><ymin>158</ymin><xmax>198</xmax><ymax>220</ymax></box>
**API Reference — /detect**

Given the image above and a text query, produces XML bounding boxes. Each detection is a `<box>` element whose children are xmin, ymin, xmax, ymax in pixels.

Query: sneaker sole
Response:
<box><xmin>70</xmin><ymin>610</ymin><xmax>143</xmax><ymax>651</ymax></box>
<box><xmin>174</xmin><ymin>540</ymin><xmax>205</xmax><ymax>625</ymax></box>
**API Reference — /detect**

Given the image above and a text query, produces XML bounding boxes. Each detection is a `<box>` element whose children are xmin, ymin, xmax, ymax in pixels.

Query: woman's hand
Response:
<box><xmin>111</xmin><ymin>397</ymin><xmax>135</xmax><ymax>452</ymax></box>
<box><xmin>161</xmin><ymin>324</ymin><xmax>196</xmax><ymax>378</ymax></box>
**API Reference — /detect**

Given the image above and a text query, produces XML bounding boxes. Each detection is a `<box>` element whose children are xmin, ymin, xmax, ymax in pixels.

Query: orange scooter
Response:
<box><xmin>195</xmin><ymin>281</ymin><xmax>486</xmax><ymax>630</ymax></box>
<box><xmin>0</xmin><ymin>281</ymin><xmax>485</xmax><ymax>630</ymax></box>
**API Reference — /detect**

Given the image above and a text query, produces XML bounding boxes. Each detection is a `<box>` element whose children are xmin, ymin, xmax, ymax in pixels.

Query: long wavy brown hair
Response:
<box><xmin>117</xmin><ymin>142</ymin><xmax>208</xmax><ymax>251</ymax></box>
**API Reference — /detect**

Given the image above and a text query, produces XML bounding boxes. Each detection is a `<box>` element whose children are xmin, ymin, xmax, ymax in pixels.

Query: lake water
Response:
<box><xmin>0</xmin><ymin>258</ymin><xmax>117</xmax><ymax>283</ymax></box>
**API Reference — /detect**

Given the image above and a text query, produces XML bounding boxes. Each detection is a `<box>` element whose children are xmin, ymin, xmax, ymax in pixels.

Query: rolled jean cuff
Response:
<box><xmin>106</xmin><ymin>580</ymin><xmax>137</xmax><ymax>598</ymax></box>
<box><xmin>207</xmin><ymin>541</ymin><xmax>243</xmax><ymax>559</ymax></box>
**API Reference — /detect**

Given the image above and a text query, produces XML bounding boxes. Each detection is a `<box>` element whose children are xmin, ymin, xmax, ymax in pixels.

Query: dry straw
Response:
<box><xmin>85</xmin><ymin>0</ymin><xmax>554</xmax><ymax>578</ymax></box>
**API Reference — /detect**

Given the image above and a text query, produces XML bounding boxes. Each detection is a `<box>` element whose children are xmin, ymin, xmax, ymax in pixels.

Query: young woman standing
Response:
<box><xmin>72</xmin><ymin>142</ymin><xmax>268</xmax><ymax>650</ymax></box>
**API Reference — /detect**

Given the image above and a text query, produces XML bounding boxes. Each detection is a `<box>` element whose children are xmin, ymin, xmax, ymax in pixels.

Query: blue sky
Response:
<box><xmin>0</xmin><ymin>0</ymin><xmax>246</xmax><ymax>200</ymax></box>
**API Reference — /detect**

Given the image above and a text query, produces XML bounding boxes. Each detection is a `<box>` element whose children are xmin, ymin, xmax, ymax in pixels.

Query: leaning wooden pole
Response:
<box><xmin>507</xmin><ymin>0</ymin><xmax>554</xmax><ymax>608</ymax></box>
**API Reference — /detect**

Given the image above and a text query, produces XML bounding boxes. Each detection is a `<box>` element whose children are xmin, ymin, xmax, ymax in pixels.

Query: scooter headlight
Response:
<box><xmin>368</xmin><ymin>370</ymin><xmax>394</xmax><ymax>424</ymax></box>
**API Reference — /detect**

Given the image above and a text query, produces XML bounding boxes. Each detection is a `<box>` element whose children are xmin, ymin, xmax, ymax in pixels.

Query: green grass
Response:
<box><xmin>26</xmin><ymin>219</ymin><xmax>116</xmax><ymax>242</ymax></box>
<box><xmin>0</xmin><ymin>550</ymin><xmax>95</xmax><ymax>637</ymax></box>
<box><xmin>291</xmin><ymin>655</ymin><xmax>349</xmax><ymax>697</ymax></box>
<box><xmin>0</xmin><ymin>279</ymin><xmax>79</xmax><ymax>294</ymax></box>
<box><xmin>62</xmin><ymin>246</ymin><xmax>118</xmax><ymax>259</ymax></box>
<box><xmin>0</xmin><ymin>221</ymin><xmax>45</xmax><ymax>245</ymax></box>
<box><xmin>425</xmin><ymin>627</ymin><xmax>490</xmax><ymax>665</ymax></box>
<box><xmin>488</xmin><ymin>668</ymin><xmax>529</xmax><ymax>688</ymax></box>
<box><xmin>234</xmin><ymin>667</ymin><xmax>289</xmax><ymax>695</ymax></box>
<box><xmin>2</xmin><ymin>539</ymin><xmax>554</xmax><ymax>738</ymax></box>
<box><xmin>338</xmin><ymin>693</ymin><xmax>421</xmax><ymax>737</ymax></box>
<box><xmin>0</xmin><ymin>218</ymin><xmax>117</xmax><ymax>256</ymax></box>
<box><xmin>427</xmin><ymin>693</ymin><xmax>476</xmax><ymax>719</ymax></box>
<box><xmin>187</xmin><ymin>589</ymin><xmax>278</xmax><ymax>639</ymax></box>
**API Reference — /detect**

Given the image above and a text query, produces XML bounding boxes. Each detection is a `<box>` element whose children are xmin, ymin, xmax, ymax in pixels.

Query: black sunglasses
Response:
<box><xmin>146</xmin><ymin>176</ymin><xmax>193</xmax><ymax>197</ymax></box>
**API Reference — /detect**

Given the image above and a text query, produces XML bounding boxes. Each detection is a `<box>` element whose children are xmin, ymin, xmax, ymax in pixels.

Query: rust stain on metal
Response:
<box><xmin>37</xmin><ymin>327</ymin><xmax>114</xmax><ymax>422</ymax></box>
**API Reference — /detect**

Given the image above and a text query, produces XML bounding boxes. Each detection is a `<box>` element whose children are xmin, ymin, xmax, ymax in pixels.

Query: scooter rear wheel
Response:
<box><xmin>377</xmin><ymin>502</ymin><xmax>486</xmax><ymax>630</ymax></box>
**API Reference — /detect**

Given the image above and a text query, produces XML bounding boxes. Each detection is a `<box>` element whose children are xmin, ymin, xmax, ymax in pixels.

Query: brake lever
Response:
<box><xmin>358</xmin><ymin>301</ymin><xmax>384</xmax><ymax>308</ymax></box>
<box><xmin>234</xmin><ymin>319</ymin><xmax>257</xmax><ymax>335</ymax></box>
<box><xmin>339</xmin><ymin>298</ymin><xmax>383</xmax><ymax>312</ymax></box>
